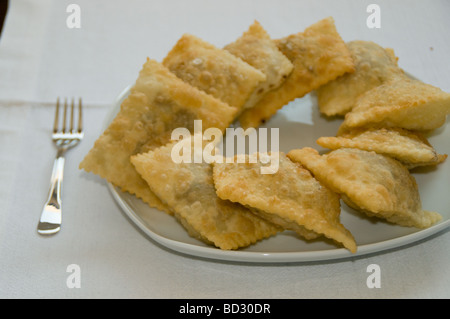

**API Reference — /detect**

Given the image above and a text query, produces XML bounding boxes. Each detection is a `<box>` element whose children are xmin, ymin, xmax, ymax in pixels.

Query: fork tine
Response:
<box><xmin>70</xmin><ymin>97</ymin><xmax>75</xmax><ymax>133</ymax></box>
<box><xmin>62</xmin><ymin>98</ymin><xmax>68</xmax><ymax>133</ymax></box>
<box><xmin>78</xmin><ymin>97</ymin><xmax>83</xmax><ymax>133</ymax></box>
<box><xmin>53</xmin><ymin>97</ymin><xmax>60</xmax><ymax>133</ymax></box>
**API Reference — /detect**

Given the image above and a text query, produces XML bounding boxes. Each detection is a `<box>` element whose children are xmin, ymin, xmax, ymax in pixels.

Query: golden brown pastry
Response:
<box><xmin>238</xmin><ymin>17</ymin><xmax>355</xmax><ymax>128</ymax></box>
<box><xmin>317</xmin><ymin>127</ymin><xmax>447</xmax><ymax>169</ymax></box>
<box><xmin>338</xmin><ymin>77</ymin><xmax>450</xmax><ymax>134</ymax></box>
<box><xmin>212</xmin><ymin>153</ymin><xmax>357</xmax><ymax>253</ymax></box>
<box><xmin>130</xmin><ymin>141</ymin><xmax>281</xmax><ymax>250</ymax></box>
<box><xmin>316</xmin><ymin>40</ymin><xmax>402</xmax><ymax>116</ymax></box>
<box><xmin>79</xmin><ymin>59</ymin><xmax>237</xmax><ymax>213</ymax></box>
<box><xmin>224</xmin><ymin>20</ymin><xmax>294</xmax><ymax>110</ymax></box>
<box><xmin>163</xmin><ymin>33</ymin><xmax>266</xmax><ymax>110</ymax></box>
<box><xmin>287</xmin><ymin>147</ymin><xmax>442</xmax><ymax>228</ymax></box>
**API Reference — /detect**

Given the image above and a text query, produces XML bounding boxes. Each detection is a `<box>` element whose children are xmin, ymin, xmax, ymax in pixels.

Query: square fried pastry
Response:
<box><xmin>79</xmin><ymin>59</ymin><xmax>237</xmax><ymax>213</ymax></box>
<box><xmin>163</xmin><ymin>33</ymin><xmax>266</xmax><ymax>110</ymax></box>
<box><xmin>338</xmin><ymin>77</ymin><xmax>450</xmax><ymax>134</ymax></box>
<box><xmin>130</xmin><ymin>141</ymin><xmax>281</xmax><ymax>250</ymax></box>
<box><xmin>287</xmin><ymin>148</ymin><xmax>442</xmax><ymax>229</ymax></box>
<box><xmin>212</xmin><ymin>153</ymin><xmax>357</xmax><ymax>253</ymax></box>
<box><xmin>224</xmin><ymin>20</ymin><xmax>294</xmax><ymax>110</ymax></box>
<box><xmin>317</xmin><ymin>128</ymin><xmax>447</xmax><ymax>169</ymax></box>
<box><xmin>316</xmin><ymin>40</ymin><xmax>402</xmax><ymax>116</ymax></box>
<box><xmin>238</xmin><ymin>17</ymin><xmax>355</xmax><ymax>128</ymax></box>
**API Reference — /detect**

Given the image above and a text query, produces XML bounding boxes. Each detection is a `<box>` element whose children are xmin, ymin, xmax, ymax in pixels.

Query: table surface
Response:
<box><xmin>0</xmin><ymin>0</ymin><xmax>449</xmax><ymax>299</ymax></box>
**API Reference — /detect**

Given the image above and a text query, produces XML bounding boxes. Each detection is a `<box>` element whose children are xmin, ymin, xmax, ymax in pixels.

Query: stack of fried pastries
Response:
<box><xmin>80</xmin><ymin>17</ymin><xmax>450</xmax><ymax>253</ymax></box>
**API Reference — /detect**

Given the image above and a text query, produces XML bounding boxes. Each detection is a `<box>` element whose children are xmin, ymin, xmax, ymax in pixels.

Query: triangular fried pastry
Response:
<box><xmin>130</xmin><ymin>141</ymin><xmax>281</xmax><ymax>250</ymax></box>
<box><xmin>287</xmin><ymin>148</ymin><xmax>442</xmax><ymax>228</ymax></box>
<box><xmin>338</xmin><ymin>77</ymin><xmax>450</xmax><ymax>134</ymax></box>
<box><xmin>79</xmin><ymin>59</ymin><xmax>237</xmax><ymax>213</ymax></box>
<box><xmin>212</xmin><ymin>153</ymin><xmax>357</xmax><ymax>253</ymax></box>
<box><xmin>316</xmin><ymin>40</ymin><xmax>402</xmax><ymax>116</ymax></box>
<box><xmin>163</xmin><ymin>33</ymin><xmax>266</xmax><ymax>111</ymax></box>
<box><xmin>238</xmin><ymin>17</ymin><xmax>355</xmax><ymax>128</ymax></box>
<box><xmin>224</xmin><ymin>20</ymin><xmax>294</xmax><ymax>110</ymax></box>
<box><xmin>317</xmin><ymin>128</ymin><xmax>447</xmax><ymax>169</ymax></box>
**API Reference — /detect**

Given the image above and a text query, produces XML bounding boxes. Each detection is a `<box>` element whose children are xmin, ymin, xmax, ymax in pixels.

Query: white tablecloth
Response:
<box><xmin>0</xmin><ymin>0</ymin><xmax>449</xmax><ymax>298</ymax></box>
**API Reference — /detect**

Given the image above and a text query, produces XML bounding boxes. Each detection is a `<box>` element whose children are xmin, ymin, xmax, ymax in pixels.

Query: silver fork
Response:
<box><xmin>37</xmin><ymin>97</ymin><xmax>84</xmax><ymax>235</ymax></box>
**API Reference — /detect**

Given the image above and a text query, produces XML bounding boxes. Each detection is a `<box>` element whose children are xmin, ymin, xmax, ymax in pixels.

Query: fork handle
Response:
<box><xmin>37</xmin><ymin>153</ymin><xmax>65</xmax><ymax>235</ymax></box>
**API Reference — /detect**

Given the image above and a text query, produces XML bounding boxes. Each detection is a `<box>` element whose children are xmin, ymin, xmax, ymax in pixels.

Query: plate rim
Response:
<box><xmin>108</xmin><ymin>183</ymin><xmax>450</xmax><ymax>263</ymax></box>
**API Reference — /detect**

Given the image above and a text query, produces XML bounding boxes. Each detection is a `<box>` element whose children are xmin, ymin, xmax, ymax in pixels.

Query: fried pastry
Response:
<box><xmin>79</xmin><ymin>59</ymin><xmax>237</xmax><ymax>213</ymax></box>
<box><xmin>317</xmin><ymin>128</ymin><xmax>447</xmax><ymax>169</ymax></box>
<box><xmin>338</xmin><ymin>77</ymin><xmax>450</xmax><ymax>134</ymax></box>
<box><xmin>163</xmin><ymin>33</ymin><xmax>266</xmax><ymax>110</ymax></box>
<box><xmin>130</xmin><ymin>141</ymin><xmax>281</xmax><ymax>250</ymax></box>
<box><xmin>287</xmin><ymin>148</ymin><xmax>442</xmax><ymax>228</ymax></box>
<box><xmin>316</xmin><ymin>40</ymin><xmax>402</xmax><ymax>116</ymax></box>
<box><xmin>224</xmin><ymin>20</ymin><xmax>294</xmax><ymax>110</ymax></box>
<box><xmin>212</xmin><ymin>153</ymin><xmax>357</xmax><ymax>253</ymax></box>
<box><xmin>238</xmin><ymin>16</ymin><xmax>355</xmax><ymax>128</ymax></box>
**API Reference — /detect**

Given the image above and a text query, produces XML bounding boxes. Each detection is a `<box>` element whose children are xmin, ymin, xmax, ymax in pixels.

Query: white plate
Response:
<box><xmin>105</xmin><ymin>84</ymin><xmax>450</xmax><ymax>263</ymax></box>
